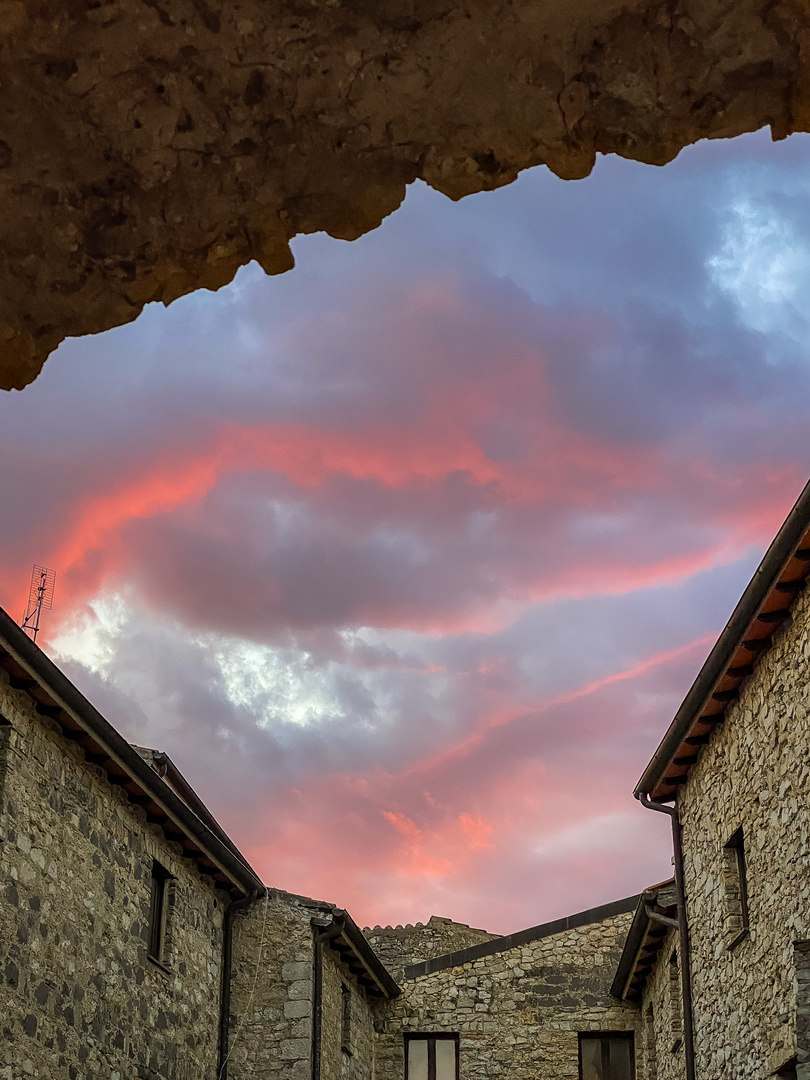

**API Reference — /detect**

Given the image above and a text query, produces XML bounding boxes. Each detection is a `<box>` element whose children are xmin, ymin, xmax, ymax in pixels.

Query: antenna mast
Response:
<box><xmin>21</xmin><ymin>564</ymin><xmax>56</xmax><ymax>643</ymax></box>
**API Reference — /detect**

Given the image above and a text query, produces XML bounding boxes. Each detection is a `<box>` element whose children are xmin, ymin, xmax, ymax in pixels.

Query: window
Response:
<box><xmin>341</xmin><ymin>983</ymin><xmax>352</xmax><ymax>1054</ymax></box>
<box><xmin>0</xmin><ymin>713</ymin><xmax>11</xmax><ymax>804</ymax></box>
<box><xmin>405</xmin><ymin>1035</ymin><xmax>459</xmax><ymax>1080</ymax></box>
<box><xmin>578</xmin><ymin>1033</ymin><xmax>635</xmax><ymax>1080</ymax></box>
<box><xmin>723</xmin><ymin>827</ymin><xmax>749</xmax><ymax>945</ymax></box>
<box><xmin>148</xmin><ymin>860</ymin><xmax>174</xmax><ymax>965</ymax></box>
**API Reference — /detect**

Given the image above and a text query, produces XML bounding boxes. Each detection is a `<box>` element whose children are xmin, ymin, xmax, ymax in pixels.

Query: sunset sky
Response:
<box><xmin>3</xmin><ymin>128</ymin><xmax>810</xmax><ymax>933</ymax></box>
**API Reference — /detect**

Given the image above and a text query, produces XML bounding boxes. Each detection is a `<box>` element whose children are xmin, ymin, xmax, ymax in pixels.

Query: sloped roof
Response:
<box><xmin>267</xmin><ymin>888</ymin><xmax>400</xmax><ymax>998</ymax></box>
<box><xmin>636</xmin><ymin>478</ymin><xmax>810</xmax><ymax>802</ymax></box>
<box><xmin>0</xmin><ymin>606</ymin><xmax>263</xmax><ymax>896</ymax></box>
<box><xmin>403</xmin><ymin>894</ymin><xmax>640</xmax><ymax>979</ymax></box>
<box><xmin>611</xmin><ymin>879</ymin><xmax>677</xmax><ymax>1000</ymax></box>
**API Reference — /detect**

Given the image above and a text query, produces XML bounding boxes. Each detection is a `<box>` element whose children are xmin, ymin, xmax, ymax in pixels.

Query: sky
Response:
<box><xmin>2</xmin><ymin>128</ymin><xmax>810</xmax><ymax>934</ymax></box>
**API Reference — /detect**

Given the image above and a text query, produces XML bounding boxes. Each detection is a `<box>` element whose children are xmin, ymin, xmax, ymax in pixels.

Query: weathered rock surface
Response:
<box><xmin>1</xmin><ymin>0</ymin><xmax>808</xmax><ymax>389</ymax></box>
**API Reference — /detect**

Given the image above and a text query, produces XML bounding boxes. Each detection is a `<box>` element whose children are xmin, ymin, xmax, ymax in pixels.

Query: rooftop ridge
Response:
<box><xmin>403</xmin><ymin>894</ymin><xmax>640</xmax><ymax>980</ymax></box>
<box><xmin>363</xmin><ymin>914</ymin><xmax>495</xmax><ymax>934</ymax></box>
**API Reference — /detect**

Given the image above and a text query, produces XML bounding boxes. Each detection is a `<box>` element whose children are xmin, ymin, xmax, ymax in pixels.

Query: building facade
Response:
<box><xmin>615</xmin><ymin>479</ymin><xmax>810</xmax><ymax>1079</ymax></box>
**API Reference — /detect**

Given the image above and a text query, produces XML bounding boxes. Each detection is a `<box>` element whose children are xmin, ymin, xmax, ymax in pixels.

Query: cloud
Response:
<box><xmin>4</xmin><ymin>129</ymin><xmax>810</xmax><ymax>930</ymax></box>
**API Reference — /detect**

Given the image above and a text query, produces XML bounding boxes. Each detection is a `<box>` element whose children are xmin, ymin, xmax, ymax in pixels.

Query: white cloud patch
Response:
<box><xmin>709</xmin><ymin>195</ymin><xmax>810</xmax><ymax>336</ymax></box>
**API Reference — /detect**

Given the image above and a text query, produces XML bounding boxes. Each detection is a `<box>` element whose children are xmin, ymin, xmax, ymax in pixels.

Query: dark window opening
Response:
<box><xmin>723</xmin><ymin>826</ymin><xmax>750</xmax><ymax>944</ymax></box>
<box><xmin>341</xmin><ymin>983</ymin><xmax>352</xmax><ymax>1054</ymax></box>
<box><xmin>148</xmin><ymin>860</ymin><xmax>173</xmax><ymax>965</ymax></box>
<box><xmin>405</xmin><ymin>1034</ymin><xmax>459</xmax><ymax>1080</ymax></box>
<box><xmin>0</xmin><ymin>716</ymin><xmax>12</xmax><ymax>792</ymax></box>
<box><xmin>578</xmin><ymin>1033</ymin><xmax>635</xmax><ymax>1080</ymax></box>
<box><xmin>774</xmin><ymin>1057</ymin><xmax>797</xmax><ymax>1080</ymax></box>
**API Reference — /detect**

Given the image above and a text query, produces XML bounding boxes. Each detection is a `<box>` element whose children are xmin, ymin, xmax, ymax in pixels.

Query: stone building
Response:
<box><xmin>5</xmin><ymin>478</ymin><xmax>810</xmax><ymax>1079</ymax></box>
<box><xmin>0</xmin><ymin>606</ymin><xmax>263</xmax><ymax>1080</ymax></box>
<box><xmin>614</xmin><ymin>479</ymin><xmax>810</xmax><ymax>1080</ymax></box>
<box><xmin>374</xmin><ymin>897</ymin><xmax>640</xmax><ymax>1080</ymax></box>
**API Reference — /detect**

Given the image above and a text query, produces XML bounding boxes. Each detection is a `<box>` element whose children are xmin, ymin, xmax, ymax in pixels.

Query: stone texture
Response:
<box><xmin>642</xmin><ymin>583</ymin><xmax>810</xmax><ymax>1077</ymax></box>
<box><xmin>229</xmin><ymin>889</ymin><xmax>323</xmax><ymax>1078</ymax></box>
<box><xmin>321</xmin><ymin>948</ymin><xmax>376</xmax><ymax>1080</ymax></box>
<box><xmin>2</xmin><ymin>0</ymin><xmax>810</xmax><ymax>389</ymax></box>
<box><xmin>638</xmin><ymin>934</ymin><xmax>685</xmax><ymax>1079</ymax></box>
<box><xmin>363</xmin><ymin>916</ymin><xmax>499</xmax><ymax>983</ymax></box>
<box><xmin>375</xmin><ymin>909</ymin><xmax>639</xmax><ymax>1080</ymax></box>
<box><xmin>230</xmin><ymin>889</ymin><xmax>385</xmax><ymax>1080</ymax></box>
<box><xmin>796</xmin><ymin>940</ymin><xmax>810</xmax><ymax>1078</ymax></box>
<box><xmin>0</xmin><ymin>665</ymin><xmax>229</xmax><ymax>1080</ymax></box>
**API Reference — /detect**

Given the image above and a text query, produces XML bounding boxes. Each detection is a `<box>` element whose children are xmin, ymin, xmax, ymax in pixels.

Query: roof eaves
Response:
<box><xmin>140</xmin><ymin>747</ymin><xmax>258</xmax><ymax>881</ymax></box>
<box><xmin>0</xmin><ymin>607</ymin><xmax>262</xmax><ymax>896</ymax></box>
<box><xmin>611</xmin><ymin>880</ymin><xmax>676</xmax><ymax>1001</ymax></box>
<box><xmin>317</xmin><ymin>910</ymin><xmax>400</xmax><ymax>999</ymax></box>
<box><xmin>635</xmin><ymin>477</ymin><xmax>810</xmax><ymax>802</ymax></box>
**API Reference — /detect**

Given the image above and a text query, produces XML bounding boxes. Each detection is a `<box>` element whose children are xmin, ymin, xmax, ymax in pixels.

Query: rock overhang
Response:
<box><xmin>2</xmin><ymin>0</ymin><xmax>809</xmax><ymax>390</ymax></box>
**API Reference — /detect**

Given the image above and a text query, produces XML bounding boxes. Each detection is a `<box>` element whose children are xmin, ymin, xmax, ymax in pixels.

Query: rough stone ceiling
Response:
<box><xmin>2</xmin><ymin>0</ymin><xmax>808</xmax><ymax>390</ymax></box>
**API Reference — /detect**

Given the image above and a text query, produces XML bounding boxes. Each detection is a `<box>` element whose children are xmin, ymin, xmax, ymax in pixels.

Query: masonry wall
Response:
<box><xmin>673</xmin><ymin>584</ymin><xmax>810</xmax><ymax>1078</ymax></box>
<box><xmin>229</xmin><ymin>890</ymin><xmax>383</xmax><ymax>1080</ymax></box>
<box><xmin>0</xmin><ymin>668</ymin><xmax>228</xmax><ymax>1080</ymax></box>
<box><xmin>375</xmin><ymin>909</ymin><xmax>639</xmax><ymax>1080</ymax></box>
<box><xmin>321</xmin><ymin>949</ymin><xmax>376</xmax><ymax>1080</ymax></box>
<box><xmin>363</xmin><ymin>918</ymin><xmax>498</xmax><ymax>984</ymax></box>
<box><xmin>229</xmin><ymin>890</ymin><xmax>324</xmax><ymax>1080</ymax></box>
<box><xmin>639</xmin><ymin>932</ymin><xmax>684</xmax><ymax>1080</ymax></box>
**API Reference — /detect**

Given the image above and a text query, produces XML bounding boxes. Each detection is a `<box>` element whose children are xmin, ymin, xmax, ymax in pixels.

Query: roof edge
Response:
<box><xmin>403</xmin><ymin>893</ymin><xmax>640</xmax><ymax>979</ymax></box>
<box><xmin>0</xmin><ymin>607</ymin><xmax>263</xmax><ymax>895</ymax></box>
<box><xmin>635</xmin><ymin>477</ymin><xmax>810</xmax><ymax>799</ymax></box>
<box><xmin>316</xmin><ymin>910</ymin><xmax>400</xmax><ymax>999</ymax></box>
<box><xmin>611</xmin><ymin>880</ymin><xmax>676</xmax><ymax>1001</ymax></box>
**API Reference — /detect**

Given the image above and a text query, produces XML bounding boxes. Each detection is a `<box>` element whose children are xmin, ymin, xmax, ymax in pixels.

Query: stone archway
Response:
<box><xmin>2</xmin><ymin>0</ymin><xmax>809</xmax><ymax>390</ymax></box>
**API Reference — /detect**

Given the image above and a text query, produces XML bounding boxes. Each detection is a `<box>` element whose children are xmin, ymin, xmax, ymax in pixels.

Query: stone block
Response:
<box><xmin>284</xmin><ymin>999</ymin><xmax>312</xmax><ymax>1020</ymax></box>
<box><xmin>280</xmin><ymin>1038</ymin><xmax>310</xmax><ymax>1060</ymax></box>
<box><xmin>282</xmin><ymin>961</ymin><xmax>310</xmax><ymax>982</ymax></box>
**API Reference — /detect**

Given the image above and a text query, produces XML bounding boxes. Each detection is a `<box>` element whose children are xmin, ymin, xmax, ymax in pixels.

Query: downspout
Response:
<box><xmin>311</xmin><ymin>914</ymin><xmax>347</xmax><ymax>1080</ymax></box>
<box><xmin>637</xmin><ymin>794</ymin><xmax>696</xmax><ymax>1080</ymax></box>
<box><xmin>218</xmin><ymin>886</ymin><xmax>266</xmax><ymax>1080</ymax></box>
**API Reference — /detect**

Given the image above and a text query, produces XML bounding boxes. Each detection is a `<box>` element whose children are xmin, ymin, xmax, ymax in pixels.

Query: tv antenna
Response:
<box><xmin>21</xmin><ymin>564</ymin><xmax>56</xmax><ymax>643</ymax></box>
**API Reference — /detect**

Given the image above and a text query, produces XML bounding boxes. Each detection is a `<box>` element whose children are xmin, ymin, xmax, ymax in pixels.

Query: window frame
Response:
<box><xmin>723</xmin><ymin>826</ymin><xmax>750</xmax><ymax>947</ymax></box>
<box><xmin>148</xmin><ymin>859</ymin><xmax>173</xmax><ymax>967</ymax></box>
<box><xmin>578</xmin><ymin>1032</ymin><xmax>636</xmax><ymax>1080</ymax></box>
<box><xmin>404</xmin><ymin>1033</ymin><xmax>460</xmax><ymax>1080</ymax></box>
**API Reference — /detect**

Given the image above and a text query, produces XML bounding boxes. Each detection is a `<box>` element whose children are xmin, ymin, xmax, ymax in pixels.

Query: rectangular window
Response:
<box><xmin>723</xmin><ymin>827</ymin><xmax>749</xmax><ymax>945</ymax></box>
<box><xmin>578</xmin><ymin>1033</ymin><xmax>635</xmax><ymax>1080</ymax></box>
<box><xmin>0</xmin><ymin>715</ymin><xmax>12</xmax><ymax>804</ymax></box>
<box><xmin>148</xmin><ymin>860</ymin><xmax>173</xmax><ymax>965</ymax></box>
<box><xmin>405</xmin><ymin>1035</ymin><xmax>459</xmax><ymax>1080</ymax></box>
<box><xmin>341</xmin><ymin>983</ymin><xmax>352</xmax><ymax>1054</ymax></box>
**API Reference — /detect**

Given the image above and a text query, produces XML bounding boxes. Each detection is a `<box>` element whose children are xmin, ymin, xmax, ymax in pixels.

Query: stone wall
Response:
<box><xmin>375</xmin><ymin>907</ymin><xmax>639</xmax><ymax>1080</ymax></box>
<box><xmin>639</xmin><ymin>932</ymin><xmax>685</xmax><ymax>1080</ymax></box>
<box><xmin>229</xmin><ymin>889</ymin><xmax>327</xmax><ymax>1080</ymax></box>
<box><xmin>667</xmin><ymin>584</ymin><xmax>810</xmax><ymax>1077</ymax></box>
<box><xmin>229</xmin><ymin>889</ymin><xmax>387</xmax><ymax>1080</ymax></box>
<box><xmin>363</xmin><ymin>917</ymin><xmax>498</xmax><ymax>984</ymax></box>
<box><xmin>321</xmin><ymin>949</ymin><xmax>376</xmax><ymax>1080</ymax></box>
<box><xmin>0</xmin><ymin>667</ymin><xmax>228</xmax><ymax>1080</ymax></box>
